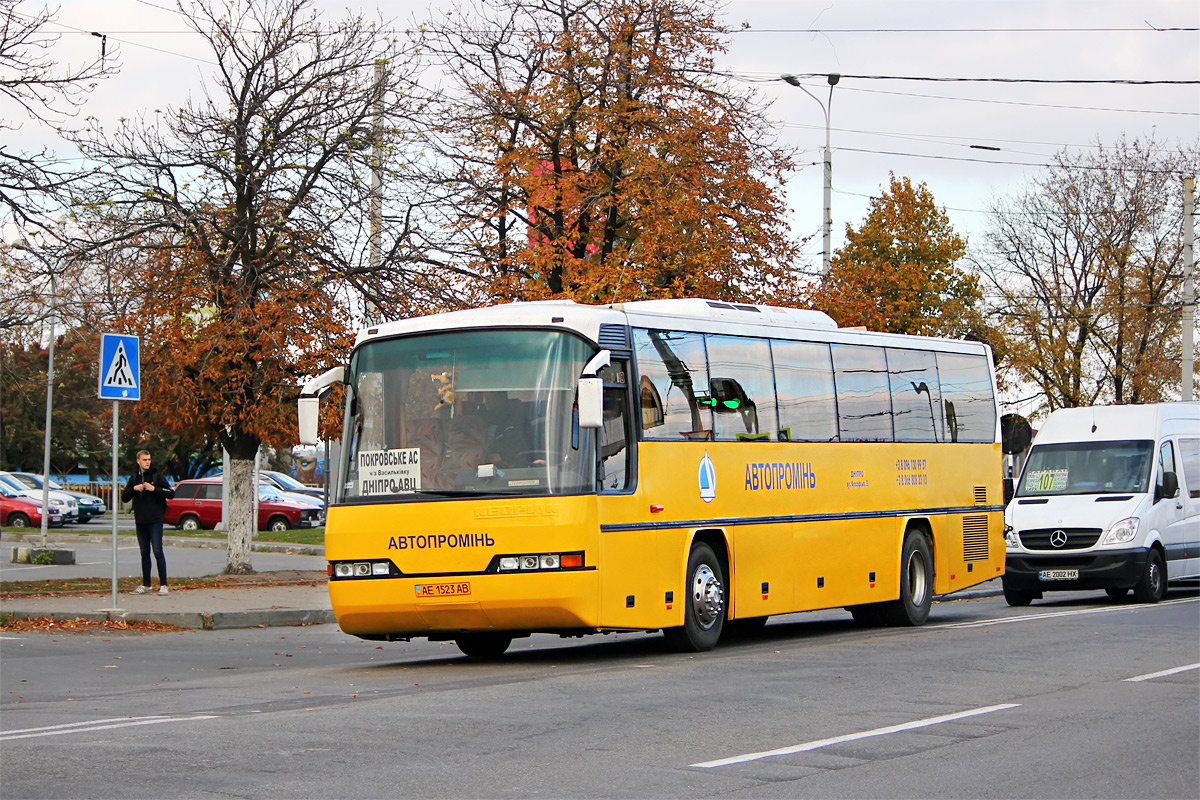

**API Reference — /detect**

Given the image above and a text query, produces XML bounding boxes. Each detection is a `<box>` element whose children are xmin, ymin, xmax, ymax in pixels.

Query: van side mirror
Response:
<box><xmin>1156</xmin><ymin>471</ymin><xmax>1179</xmax><ymax>502</ymax></box>
<box><xmin>1003</xmin><ymin>477</ymin><xmax>1014</xmax><ymax>505</ymax></box>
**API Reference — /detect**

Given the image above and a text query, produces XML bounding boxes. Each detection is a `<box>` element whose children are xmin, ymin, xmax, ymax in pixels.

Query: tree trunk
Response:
<box><xmin>224</xmin><ymin>456</ymin><xmax>255</xmax><ymax>574</ymax></box>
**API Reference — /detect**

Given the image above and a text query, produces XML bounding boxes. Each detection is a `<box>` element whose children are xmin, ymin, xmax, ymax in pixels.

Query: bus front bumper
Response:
<box><xmin>329</xmin><ymin>570</ymin><xmax>599</xmax><ymax>639</ymax></box>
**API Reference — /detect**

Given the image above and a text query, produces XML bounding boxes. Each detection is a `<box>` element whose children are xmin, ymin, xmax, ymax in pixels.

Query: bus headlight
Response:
<box><xmin>1101</xmin><ymin>517</ymin><xmax>1139</xmax><ymax>546</ymax></box>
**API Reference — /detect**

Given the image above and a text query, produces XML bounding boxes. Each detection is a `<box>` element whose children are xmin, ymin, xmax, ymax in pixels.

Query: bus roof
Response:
<box><xmin>355</xmin><ymin>298</ymin><xmax>991</xmax><ymax>355</ymax></box>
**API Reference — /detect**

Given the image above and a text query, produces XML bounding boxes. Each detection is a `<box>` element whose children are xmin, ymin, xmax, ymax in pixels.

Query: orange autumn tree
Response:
<box><xmin>428</xmin><ymin>0</ymin><xmax>801</xmax><ymax>304</ymax></box>
<box><xmin>810</xmin><ymin>174</ymin><xmax>985</xmax><ymax>338</ymax></box>
<box><xmin>119</xmin><ymin>228</ymin><xmax>352</xmax><ymax>570</ymax></box>
<box><xmin>67</xmin><ymin>0</ymin><xmax>418</xmax><ymax>571</ymax></box>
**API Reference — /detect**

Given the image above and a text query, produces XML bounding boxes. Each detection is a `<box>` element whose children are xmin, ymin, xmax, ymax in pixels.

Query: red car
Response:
<box><xmin>165</xmin><ymin>478</ymin><xmax>321</xmax><ymax>532</ymax></box>
<box><xmin>0</xmin><ymin>483</ymin><xmax>63</xmax><ymax>530</ymax></box>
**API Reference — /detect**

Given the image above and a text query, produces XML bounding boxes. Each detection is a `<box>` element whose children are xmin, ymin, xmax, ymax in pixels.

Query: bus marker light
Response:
<box><xmin>560</xmin><ymin>554</ymin><xmax>583</xmax><ymax>568</ymax></box>
<box><xmin>650</xmin><ymin>505</ymin><xmax>664</xmax><ymax>513</ymax></box>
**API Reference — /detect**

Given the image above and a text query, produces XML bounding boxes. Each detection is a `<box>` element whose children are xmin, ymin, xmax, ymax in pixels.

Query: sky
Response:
<box><xmin>13</xmin><ymin>0</ymin><xmax>1200</xmax><ymax>273</ymax></box>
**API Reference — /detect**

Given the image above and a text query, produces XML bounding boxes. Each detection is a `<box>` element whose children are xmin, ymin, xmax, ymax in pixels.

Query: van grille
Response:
<box><xmin>963</xmin><ymin>515</ymin><xmax>990</xmax><ymax>561</ymax></box>
<box><xmin>1019</xmin><ymin>528</ymin><xmax>1102</xmax><ymax>550</ymax></box>
<box><xmin>973</xmin><ymin>486</ymin><xmax>988</xmax><ymax>505</ymax></box>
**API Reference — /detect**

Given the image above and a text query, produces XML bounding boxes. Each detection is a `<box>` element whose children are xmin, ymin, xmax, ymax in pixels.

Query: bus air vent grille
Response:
<box><xmin>973</xmin><ymin>486</ymin><xmax>988</xmax><ymax>505</ymax></box>
<box><xmin>598</xmin><ymin>324</ymin><xmax>631</xmax><ymax>349</ymax></box>
<box><xmin>962</xmin><ymin>515</ymin><xmax>990</xmax><ymax>561</ymax></box>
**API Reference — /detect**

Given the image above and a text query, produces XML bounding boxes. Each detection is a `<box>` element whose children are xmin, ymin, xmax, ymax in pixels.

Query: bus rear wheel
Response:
<box><xmin>455</xmin><ymin>633</ymin><xmax>512</xmax><ymax>659</ymax></box>
<box><xmin>664</xmin><ymin>541</ymin><xmax>726</xmax><ymax>651</ymax></box>
<box><xmin>883</xmin><ymin>531</ymin><xmax>933</xmax><ymax>626</ymax></box>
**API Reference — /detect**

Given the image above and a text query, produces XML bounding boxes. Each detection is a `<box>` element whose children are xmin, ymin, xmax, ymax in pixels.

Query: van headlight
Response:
<box><xmin>1101</xmin><ymin>517</ymin><xmax>1139</xmax><ymax>546</ymax></box>
<box><xmin>1004</xmin><ymin>525</ymin><xmax>1020</xmax><ymax>549</ymax></box>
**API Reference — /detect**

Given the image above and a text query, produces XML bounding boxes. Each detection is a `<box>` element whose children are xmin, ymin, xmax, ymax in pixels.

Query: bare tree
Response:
<box><xmin>0</xmin><ymin>1</ymin><xmax>117</xmax><ymax>231</ymax></box>
<box><xmin>978</xmin><ymin>135</ymin><xmax>1199</xmax><ymax>411</ymax></box>
<box><xmin>66</xmin><ymin>0</ymin><xmax>428</xmax><ymax>572</ymax></box>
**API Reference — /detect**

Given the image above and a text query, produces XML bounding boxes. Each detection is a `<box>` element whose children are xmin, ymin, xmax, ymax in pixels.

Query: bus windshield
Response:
<box><xmin>1017</xmin><ymin>440</ymin><xmax>1154</xmax><ymax>497</ymax></box>
<box><xmin>341</xmin><ymin>329</ymin><xmax>596</xmax><ymax>502</ymax></box>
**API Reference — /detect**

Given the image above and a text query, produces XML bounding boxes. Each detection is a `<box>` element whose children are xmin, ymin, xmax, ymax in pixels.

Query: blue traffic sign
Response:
<box><xmin>98</xmin><ymin>334</ymin><xmax>140</xmax><ymax>401</ymax></box>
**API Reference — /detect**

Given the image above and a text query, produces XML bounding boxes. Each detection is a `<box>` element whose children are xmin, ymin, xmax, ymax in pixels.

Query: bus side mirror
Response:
<box><xmin>298</xmin><ymin>366</ymin><xmax>346</xmax><ymax>446</ymax></box>
<box><xmin>578</xmin><ymin>377</ymin><xmax>604</xmax><ymax>429</ymax></box>
<box><xmin>1156</xmin><ymin>471</ymin><xmax>1179</xmax><ymax>502</ymax></box>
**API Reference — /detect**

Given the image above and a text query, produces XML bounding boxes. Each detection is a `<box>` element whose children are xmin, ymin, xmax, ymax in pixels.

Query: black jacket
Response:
<box><xmin>121</xmin><ymin>466</ymin><xmax>175</xmax><ymax>524</ymax></box>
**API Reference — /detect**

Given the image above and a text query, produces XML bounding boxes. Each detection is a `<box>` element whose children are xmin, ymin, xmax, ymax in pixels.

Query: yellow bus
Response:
<box><xmin>299</xmin><ymin>299</ymin><xmax>1004</xmax><ymax>657</ymax></box>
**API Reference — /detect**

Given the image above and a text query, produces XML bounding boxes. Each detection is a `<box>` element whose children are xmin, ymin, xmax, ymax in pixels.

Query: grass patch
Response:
<box><xmin>164</xmin><ymin>527</ymin><xmax>325</xmax><ymax>546</ymax></box>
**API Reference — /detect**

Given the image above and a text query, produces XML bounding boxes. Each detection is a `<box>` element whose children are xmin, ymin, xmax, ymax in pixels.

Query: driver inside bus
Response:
<box><xmin>479</xmin><ymin>392</ymin><xmax>532</xmax><ymax>468</ymax></box>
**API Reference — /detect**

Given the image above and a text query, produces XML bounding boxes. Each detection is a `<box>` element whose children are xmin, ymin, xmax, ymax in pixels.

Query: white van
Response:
<box><xmin>1003</xmin><ymin>403</ymin><xmax>1200</xmax><ymax>606</ymax></box>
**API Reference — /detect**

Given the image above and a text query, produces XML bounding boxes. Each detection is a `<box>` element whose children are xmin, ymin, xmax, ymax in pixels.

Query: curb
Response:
<box><xmin>0</xmin><ymin>607</ymin><xmax>337</xmax><ymax>630</ymax></box>
<box><xmin>11</xmin><ymin>532</ymin><xmax>324</xmax><ymax>556</ymax></box>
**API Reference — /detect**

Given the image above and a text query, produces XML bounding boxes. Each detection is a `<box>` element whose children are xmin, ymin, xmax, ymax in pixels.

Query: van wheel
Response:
<box><xmin>455</xmin><ymin>633</ymin><xmax>512</xmax><ymax>659</ymax></box>
<box><xmin>663</xmin><ymin>541</ymin><xmax>726</xmax><ymax>651</ymax></box>
<box><xmin>883</xmin><ymin>531</ymin><xmax>933</xmax><ymax>626</ymax></box>
<box><xmin>179</xmin><ymin>515</ymin><xmax>201</xmax><ymax>532</ymax></box>
<box><xmin>1003</xmin><ymin>584</ymin><xmax>1035</xmax><ymax>607</ymax></box>
<box><xmin>1133</xmin><ymin>548</ymin><xmax>1166</xmax><ymax>603</ymax></box>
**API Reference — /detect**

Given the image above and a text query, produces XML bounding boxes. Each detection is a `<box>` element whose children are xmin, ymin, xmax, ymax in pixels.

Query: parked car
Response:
<box><xmin>7</xmin><ymin>472</ymin><xmax>106</xmax><ymax>522</ymax></box>
<box><xmin>261</xmin><ymin>469</ymin><xmax>325</xmax><ymax>500</ymax></box>
<box><xmin>0</xmin><ymin>483</ymin><xmax>63</xmax><ymax>530</ymax></box>
<box><xmin>166</xmin><ymin>478</ymin><xmax>322</xmax><ymax>532</ymax></box>
<box><xmin>0</xmin><ymin>471</ymin><xmax>78</xmax><ymax>523</ymax></box>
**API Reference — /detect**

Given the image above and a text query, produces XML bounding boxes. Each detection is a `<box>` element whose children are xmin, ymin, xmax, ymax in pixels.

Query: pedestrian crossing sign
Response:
<box><xmin>98</xmin><ymin>334</ymin><xmax>141</xmax><ymax>401</ymax></box>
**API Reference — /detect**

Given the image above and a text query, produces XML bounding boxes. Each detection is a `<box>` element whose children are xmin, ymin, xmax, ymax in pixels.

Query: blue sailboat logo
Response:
<box><xmin>698</xmin><ymin>451</ymin><xmax>717</xmax><ymax>503</ymax></box>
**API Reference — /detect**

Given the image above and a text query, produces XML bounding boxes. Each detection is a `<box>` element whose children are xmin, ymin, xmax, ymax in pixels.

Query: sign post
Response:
<box><xmin>98</xmin><ymin>334</ymin><xmax>141</xmax><ymax>612</ymax></box>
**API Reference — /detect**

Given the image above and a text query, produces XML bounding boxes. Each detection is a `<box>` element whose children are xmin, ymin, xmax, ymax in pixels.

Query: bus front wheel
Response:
<box><xmin>883</xmin><ymin>531</ymin><xmax>933</xmax><ymax>626</ymax></box>
<box><xmin>455</xmin><ymin>633</ymin><xmax>512</xmax><ymax>659</ymax></box>
<box><xmin>664</xmin><ymin>541</ymin><xmax>726</xmax><ymax>651</ymax></box>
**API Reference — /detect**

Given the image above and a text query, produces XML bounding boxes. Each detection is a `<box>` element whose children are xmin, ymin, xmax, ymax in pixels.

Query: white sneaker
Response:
<box><xmin>134</xmin><ymin>585</ymin><xmax>149</xmax><ymax>594</ymax></box>
<box><xmin>158</xmin><ymin>586</ymin><xmax>169</xmax><ymax>595</ymax></box>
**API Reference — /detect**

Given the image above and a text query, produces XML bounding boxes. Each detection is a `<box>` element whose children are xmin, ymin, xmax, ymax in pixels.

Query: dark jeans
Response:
<box><xmin>135</xmin><ymin>521</ymin><xmax>168</xmax><ymax>587</ymax></box>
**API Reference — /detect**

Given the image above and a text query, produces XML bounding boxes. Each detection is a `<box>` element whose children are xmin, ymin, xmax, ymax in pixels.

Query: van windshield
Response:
<box><xmin>1017</xmin><ymin>440</ymin><xmax>1154</xmax><ymax>497</ymax></box>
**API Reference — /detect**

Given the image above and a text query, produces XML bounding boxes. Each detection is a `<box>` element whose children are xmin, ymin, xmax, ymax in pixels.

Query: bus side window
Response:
<box><xmin>599</xmin><ymin>387</ymin><xmax>631</xmax><ymax>491</ymax></box>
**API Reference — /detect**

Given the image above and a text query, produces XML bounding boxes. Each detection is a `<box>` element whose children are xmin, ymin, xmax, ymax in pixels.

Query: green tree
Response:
<box><xmin>810</xmin><ymin>173</ymin><xmax>985</xmax><ymax>339</ymax></box>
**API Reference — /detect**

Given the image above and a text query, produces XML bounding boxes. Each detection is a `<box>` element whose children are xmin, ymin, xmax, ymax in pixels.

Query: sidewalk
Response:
<box><xmin>2</xmin><ymin>531</ymin><xmax>335</xmax><ymax>630</ymax></box>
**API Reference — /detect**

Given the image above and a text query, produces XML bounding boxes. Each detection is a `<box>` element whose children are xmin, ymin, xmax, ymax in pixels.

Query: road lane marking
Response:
<box><xmin>1</xmin><ymin>714</ymin><xmax>218</xmax><ymax>741</ymax></box>
<box><xmin>690</xmin><ymin>703</ymin><xmax>1020</xmax><ymax>768</ymax></box>
<box><xmin>934</xmin><ymin>596</ymin><xmax>1198</xmax><ymax>630</ymax></box>
<box><xmin>1124</xmin><ymin>663</ymin><xmax>1200</xmax><ymax>682</ymax></box>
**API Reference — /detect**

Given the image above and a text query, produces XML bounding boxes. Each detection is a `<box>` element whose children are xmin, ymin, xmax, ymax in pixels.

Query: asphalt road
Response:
<box><xmin>2</xmin><ymin>587</ymin><xmax>1197</xmax><ymax>799</ymax></box>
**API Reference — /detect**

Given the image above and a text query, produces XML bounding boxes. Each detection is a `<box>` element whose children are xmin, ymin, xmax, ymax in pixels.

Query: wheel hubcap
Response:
<box><xmin>907</xmin><ymin>550</ymin><xmax>928</xmax><ymax>605</ymax></box>
<box><xmin>691</xmin><ymin>564</ymin><xmax>724</xmax><ymax>630</ymax></box>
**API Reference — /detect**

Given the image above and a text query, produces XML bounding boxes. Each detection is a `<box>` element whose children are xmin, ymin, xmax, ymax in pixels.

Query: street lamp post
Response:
<box><xmin>782</xmin><ymin>73</ymin><xmax>840</xmax><ymax>276</ymax></box>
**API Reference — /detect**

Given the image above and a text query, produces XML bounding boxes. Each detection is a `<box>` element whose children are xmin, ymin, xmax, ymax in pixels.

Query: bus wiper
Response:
<box><xmin>414</xmin><ymin>488</ymin><xmax>529</xmax><ymax>497</ymax></box>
